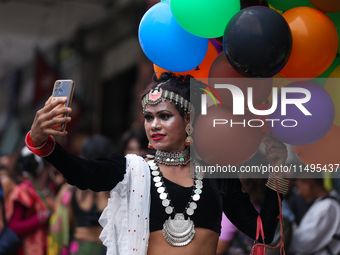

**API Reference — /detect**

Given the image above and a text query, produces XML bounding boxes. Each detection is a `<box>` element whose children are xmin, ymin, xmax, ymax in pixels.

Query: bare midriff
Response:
<box><xmin>73</xmin><ymin>226</ymin><xmax>103</xmax><ymax>243</ymax></box>
<box><xmin>147</xmin><ymin>228</ymin><xmax>219</xmax><ymax>255</ymax></box>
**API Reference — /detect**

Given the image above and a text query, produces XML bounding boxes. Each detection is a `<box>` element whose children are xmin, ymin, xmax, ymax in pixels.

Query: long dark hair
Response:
<box><xmin>16</xmin><ymin>147</ymin><xmax>44</xmax><ymax>177</ymax></box>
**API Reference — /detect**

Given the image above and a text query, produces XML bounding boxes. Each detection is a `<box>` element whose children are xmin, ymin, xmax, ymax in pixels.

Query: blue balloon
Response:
<box><xmin>269</xmin><ymin>82</ymin><xmax>335</xmax><ymax>146</ymax></box>
<box><xmin>138</xmin><ymin>1</ymin><xmax>208</xmax><ymax>72</ymax></box>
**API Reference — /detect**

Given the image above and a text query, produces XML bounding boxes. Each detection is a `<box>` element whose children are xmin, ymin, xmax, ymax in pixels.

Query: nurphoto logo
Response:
<box><xmin>201</xmin><ymin>84</ymin><xmax>312</xmax><ymax>128</ymax></box>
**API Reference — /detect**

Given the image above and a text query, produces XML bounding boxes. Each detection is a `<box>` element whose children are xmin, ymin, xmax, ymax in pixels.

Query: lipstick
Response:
<box><xmin>152</xmin><ymin>133</ymin><xmax>165</xmax><ymax>141</ymax></box>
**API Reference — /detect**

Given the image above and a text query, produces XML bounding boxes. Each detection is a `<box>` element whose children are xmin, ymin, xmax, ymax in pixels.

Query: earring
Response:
<box><xmin>148</xmin><ymin>142</ymin><xmax>153</xmax><ymax>149</ymax></box>
<box><xmin>185</xmin><ymin>124</ymin><xmax>194</xmax><ymax>145</ymax></box>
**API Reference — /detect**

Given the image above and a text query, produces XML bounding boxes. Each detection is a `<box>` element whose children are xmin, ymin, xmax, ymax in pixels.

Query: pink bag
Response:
<box><xmin>251</xmin><ymin>215</ymin><xmax>266</xmax><ymax>255</ymax></box>
<box><xmin>251</xmin><ymin>173</ymin><xmax>286</xmax><ymax>255</ymax></box>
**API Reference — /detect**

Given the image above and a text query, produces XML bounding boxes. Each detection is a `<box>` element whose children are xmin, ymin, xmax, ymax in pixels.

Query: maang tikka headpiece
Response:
<box><xmin>141</xmin><ymin>80</ymin><xmax>194</xmax><ymax>114</ymax></box>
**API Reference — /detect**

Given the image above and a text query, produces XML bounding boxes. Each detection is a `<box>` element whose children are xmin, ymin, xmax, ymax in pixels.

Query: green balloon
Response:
<box><xmin>170</xmin><ymin>0</ymin><xmax>240</xmax><ymax>38</ymax></box>
<box><xmin>267</xmin><ymin>0</ymin><xmax>313</xmax><ymax>11</ymax></box>
<box><xmin>328</xmin><ymin>13</ymin><xmax>340</xmax><ymax>54</ymax></box>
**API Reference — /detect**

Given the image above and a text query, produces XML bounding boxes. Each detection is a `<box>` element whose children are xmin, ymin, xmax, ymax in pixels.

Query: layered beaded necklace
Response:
<box><xmin>146</xmin><ymin>149</ymin><xmax>203</xmax><ymax>247</ymax></box>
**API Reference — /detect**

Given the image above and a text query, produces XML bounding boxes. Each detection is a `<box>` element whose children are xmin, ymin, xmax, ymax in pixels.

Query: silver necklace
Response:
<box><xmin>154</xmin><ymin>148</ymin><xmax>191</xmax><ymax>166</ymax></box>
<box><xmin>147</xmin><ymin>158</ymin><xmax>203</xmax><ymax>246</ymax></box>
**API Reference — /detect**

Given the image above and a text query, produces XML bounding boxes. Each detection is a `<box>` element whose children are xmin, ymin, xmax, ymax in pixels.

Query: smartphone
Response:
<box><xmin>51</xmin><ymin>80</ymin><xmax>75</xmax><ymax>132</ymax></box>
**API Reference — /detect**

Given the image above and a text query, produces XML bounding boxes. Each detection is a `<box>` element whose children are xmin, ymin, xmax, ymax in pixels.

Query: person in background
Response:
<box><xmin>48</xmin><ymin>134</ymin><xmax>114</xmax><ymax>255</ymax></box>
<box><xmin>49</xmin><ymin>166</ymin><xmax>67</xmax><ymax>194</ymax></box>
<box><xmin>0</xmin><ymin>154</ymin><xmax>25</xmax><ymax>204</ymax></box>
<box><xmin>284</xmin><ymin>182</ymin><xmax>313</xmax><ymax>226</ymax></box>
<box><xmin>289</xmin><ymin>176</ymin><xmax>340</xmax><ymax>255</ymax></box>
<box><xmin>216</xmin><ymin>178</ymin><xmax>266</xmax><ymax>255</ymax></box>
<box><xmin>120</xmin><ymin>127</ymin><xmax>150</xmax><ymax>156</ymax></box>
<box><xmin>6</xmin><ymin>146</ymin><xmax>56</xmax><ymax>255</ymax></box>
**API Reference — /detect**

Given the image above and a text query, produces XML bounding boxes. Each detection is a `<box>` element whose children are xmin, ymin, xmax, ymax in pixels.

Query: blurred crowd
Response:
<box><xmin>216</xmin><ymin>175</ymin><xmax>340</xmax><ymax>255</ymax></box>
<box><xmin>1</xmin><ymin>129</ymin><xmax>340</xmax><ymax>255</ymax></box>
<box><xmin>0</xmin><ymin>127</ymin><xmax>150</xmax><ymax>255</ymax></box>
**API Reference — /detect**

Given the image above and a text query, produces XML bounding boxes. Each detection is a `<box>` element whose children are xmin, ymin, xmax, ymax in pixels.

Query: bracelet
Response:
<box><xmin>25</xmin><ymin>131</ymin><xmax>55</xmax><ymax>157</ymax></box>
<box><xmin>266</xmin><ymin>172</ymin><xmax>290</xmax><ymax>195</ymax></box>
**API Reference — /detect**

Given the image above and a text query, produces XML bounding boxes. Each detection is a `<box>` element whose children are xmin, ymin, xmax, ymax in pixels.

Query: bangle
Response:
<box><xmin>25</xmin><ymin>131</ymin><xmax>55</xmax><ymax>157</ymax></box>
<box><xmin>266</xmin><ymin>172</ymin><xmax>290</xmax><ymax>195</ymax></box>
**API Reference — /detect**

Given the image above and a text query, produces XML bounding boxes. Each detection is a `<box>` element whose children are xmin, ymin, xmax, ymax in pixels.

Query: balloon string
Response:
<box><xmin>273</xmin><ymin>170</ymin><xmax>285</xmax><ymax>255</ymax></box>
<box><xmin>251</xmin><ymin>168</ymin><xmax>285</xmax><ymax>254</ymax></box>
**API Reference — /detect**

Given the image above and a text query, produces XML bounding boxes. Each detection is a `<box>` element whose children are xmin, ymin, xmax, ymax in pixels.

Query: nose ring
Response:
<box><xmin>156</xmin><ymin>125</ymin><xmax>160</xmax><ymax>130</ymax></box>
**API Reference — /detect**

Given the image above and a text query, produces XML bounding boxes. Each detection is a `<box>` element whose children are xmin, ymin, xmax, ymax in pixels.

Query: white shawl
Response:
<box><xmin>99</xmin><ymin>154</ymin><xmax>151</xmax><ymax>255</ymax></box>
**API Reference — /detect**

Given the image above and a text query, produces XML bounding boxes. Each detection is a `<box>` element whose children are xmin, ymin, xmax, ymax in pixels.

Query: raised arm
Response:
<box><xmin>44</xmin><ymin>142</ymin><xmax>126</xmax><ymax>191</ymax></box>
<box><xmin>223</xmin><ymin>178</ymin><xmax>281</xmax><ymax>244</ymax></box>
<box><xmin>223</xmin><ymin>135</ymin><xmax>288</xmax><ymax>243</ymax></box>
<box><xmin>30</xmin><ymin>96</ymin><xmax>72</xmax><ymax>147</ymax></box>
<box><xmin>26</xmin><ymin>96</ymin><xmax>126</xmax><ymax>192</ymax></box>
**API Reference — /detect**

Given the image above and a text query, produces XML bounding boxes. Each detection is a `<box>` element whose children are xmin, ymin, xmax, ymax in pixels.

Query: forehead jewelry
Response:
<box><xmin>141</xmin><ymin>80</ymin><xmax>194</xmax><ymax>114</ymax></box>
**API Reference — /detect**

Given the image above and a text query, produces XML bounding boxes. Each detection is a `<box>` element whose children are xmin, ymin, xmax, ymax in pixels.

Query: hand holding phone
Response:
<box><xmin>51</xmin><ymin>80</ymin><xmax>75</xmax><ymax>132</ymax></box>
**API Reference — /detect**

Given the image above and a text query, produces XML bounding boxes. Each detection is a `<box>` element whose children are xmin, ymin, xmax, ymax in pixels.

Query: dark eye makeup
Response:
<box><xmin>143</xmin><ymin>114</ymin><xmax>153</xmax><ymax>121</ymax></box>
<box><xmin>159</xmin><ymin>113</ymin><xmax>173</xmax><ymax>120</ymax></box>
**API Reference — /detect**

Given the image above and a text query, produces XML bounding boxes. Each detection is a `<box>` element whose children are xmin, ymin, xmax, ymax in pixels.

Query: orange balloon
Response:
<box><xmin>309</xmin><ymin>0</ymin><xmax>340</xmax><ymax>13</ymax></box>
<box><xmin>294</xmin><ymin>124</ymin><xmax>340</xmax><ymax>166</ymax></box>
<box><xmin>154</xmin><ymin>41</ymin><xmax>218</xmax><ymax>82</ymax></box>
<box><xmin>279</xmin><ymin>7</ymin><xmax>338</xmax><ymax>80</ymax></box>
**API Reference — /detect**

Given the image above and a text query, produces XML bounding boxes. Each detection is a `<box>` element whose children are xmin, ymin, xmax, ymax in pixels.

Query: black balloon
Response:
<box><xmin>240</xmin><ymin>0</ymin><xmax>268</xmax><ymax>9</ymax></box>
<box><xmin>223</xmin><ymin>6</ymin><xmax>292</xmax><ymax>78</ymax></box>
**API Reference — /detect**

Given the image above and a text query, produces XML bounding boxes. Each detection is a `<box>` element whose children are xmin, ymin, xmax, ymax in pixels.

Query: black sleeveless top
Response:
<box><xmin>71</xmin><ymin>188</ymin><xmax>102</xmax><ymax>227</ymax></box>
<box><xmin>45</xmin><ymin>142</ymin><xmax>281</xmax><ymax>242</ymax></box>
<box><xmin>150</xmin><ymin>176</ymin><xmax>223</xmax><ymax>233</ymax></box>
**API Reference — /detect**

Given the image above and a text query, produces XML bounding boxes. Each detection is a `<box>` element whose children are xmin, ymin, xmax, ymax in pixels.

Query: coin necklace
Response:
<box><xmin>147</xmin><ymin>158</ymin><xmax>203</xmax><ymax>247</ymax></box>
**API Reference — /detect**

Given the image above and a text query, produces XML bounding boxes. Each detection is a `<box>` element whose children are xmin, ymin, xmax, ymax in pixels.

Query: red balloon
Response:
<box><xmin>309</xmin><ymin>0</ymin><xmax>340</xmax><ymax>13</ymax></box>
<box><xmin>294</xmin><ymin>124</ymin><xmax>340</xmax><ymax>166</ymax></box>
<box><xmin>209</xmin><ymin>52</ymin><xmax>243</xmax><ymax>78</ymax></box>
<box><xmin>194</xmin><ymin>105</ymin><xmax>262</xmax><ymax>166</ymax></box>
<box><xmin>209</xmin><ymin>52</ymin><xmax>273</xmax><ymax>108</ymax></box>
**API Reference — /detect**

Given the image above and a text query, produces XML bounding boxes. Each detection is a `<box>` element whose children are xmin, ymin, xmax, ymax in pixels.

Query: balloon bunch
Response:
<box><xmin>267</xmin><ymin>0</ymin><xmax>340</xmax><ymax>166</ymax></box>
<box><xmin>138</xmin><ymin>0</ymin><xmax>340</xmax><ymax>167</ymax></box>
